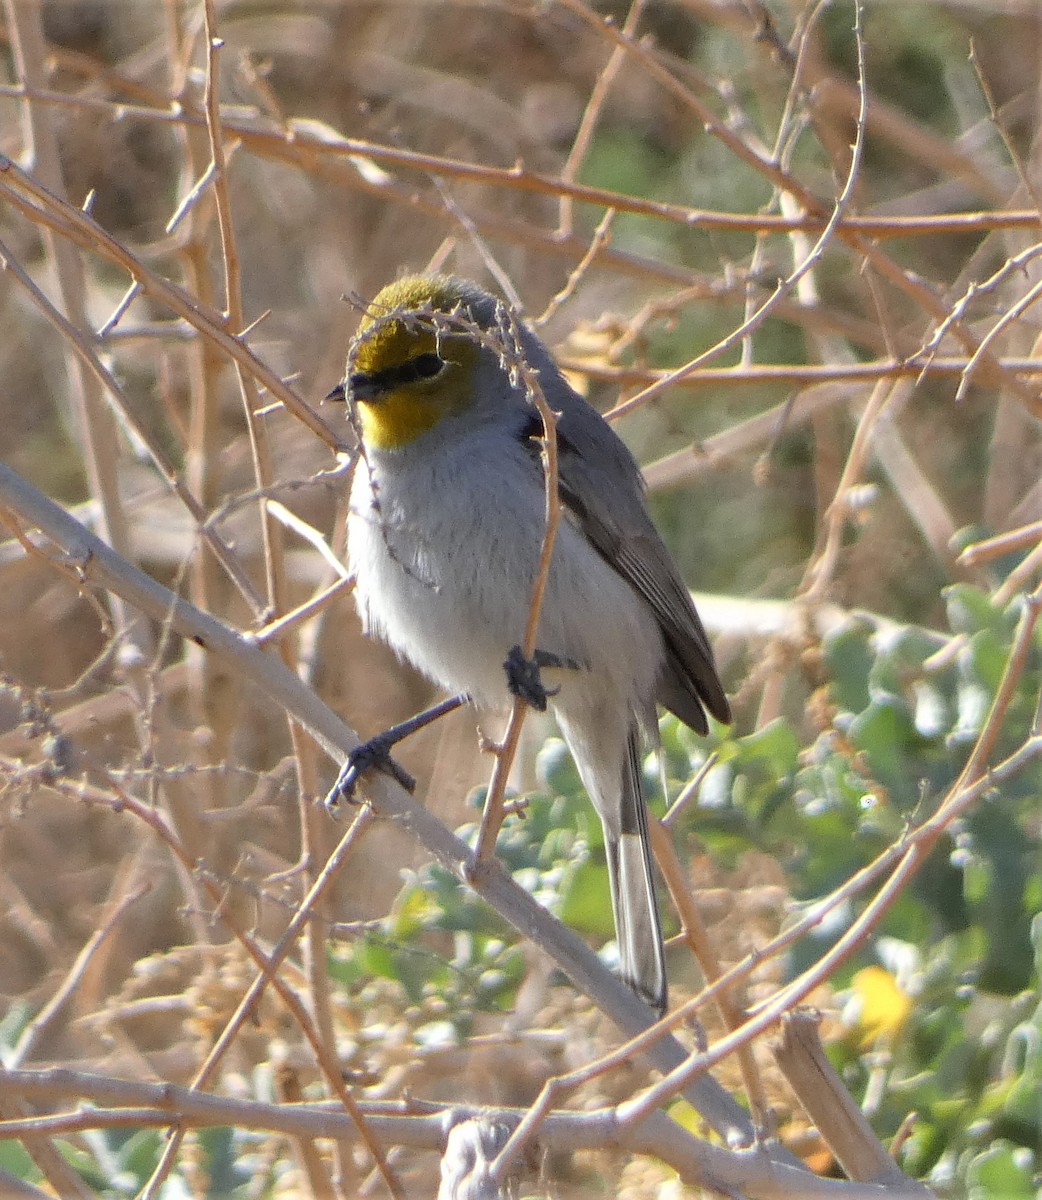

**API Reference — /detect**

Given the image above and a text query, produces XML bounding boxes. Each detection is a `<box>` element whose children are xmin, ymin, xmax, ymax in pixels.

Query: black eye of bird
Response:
<box><xmin>348</xmin><ymin>352</ymin><xmax>446</xmax><ymax>401</ymax></box>
<box><xmin>410</xmin><ymin>352</ymin><xmax>444</xmax><ymax>380</ymax></box>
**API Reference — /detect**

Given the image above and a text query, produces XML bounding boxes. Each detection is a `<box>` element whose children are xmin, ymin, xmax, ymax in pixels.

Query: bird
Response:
<box><xmin>329</xmin><ymin>274</ymin><xmax>730</xmax><ymax>1013</ymax></box>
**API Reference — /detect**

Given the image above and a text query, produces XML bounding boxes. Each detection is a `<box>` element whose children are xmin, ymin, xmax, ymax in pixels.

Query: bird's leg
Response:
<box><xmin>323</xmin><ymin>693</ymin><xmax>469</xmax><ymax>811</ymax></box>
<box><xmin>503</xmin><ymin>645</ymin><xmax>578</xmax><ymax>711</ymax></box>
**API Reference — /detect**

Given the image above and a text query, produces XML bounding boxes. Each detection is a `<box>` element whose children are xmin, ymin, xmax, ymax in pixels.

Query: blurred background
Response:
<box><xmin>1</xmin><ymin>1</ymin><xmax>1041</xmax><ymax>1196</ymax></box>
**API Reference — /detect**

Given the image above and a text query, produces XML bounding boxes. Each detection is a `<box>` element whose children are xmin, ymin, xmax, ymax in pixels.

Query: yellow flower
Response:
<box><xmin>847</xmin><ymin>965</ymin><xmax>912</xmax><ymax>1046</ymax></box>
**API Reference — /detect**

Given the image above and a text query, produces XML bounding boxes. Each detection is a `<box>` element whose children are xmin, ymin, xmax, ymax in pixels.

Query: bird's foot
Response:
<box><xmin>322</xmin><ymin>694</ymin><xmax>469</xmax><ymax>813</ymax></box>
<box><xmin>323</xmin><ymin>732</ymin><xmax>416</xmax><ymax>812</ymax></box>
<box><xmin>504</xmin><ymin>646</ymin><xmax>553</xmax><ymax>711</ymax></box>
<box><xmin>503</xmin><ymin>646</ymin><xmax>579</xmax><ymax>712</ymax></box>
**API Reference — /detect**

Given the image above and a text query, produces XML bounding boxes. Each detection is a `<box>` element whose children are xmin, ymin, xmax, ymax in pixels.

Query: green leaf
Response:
<box><xmin>847</xmin><ymin>696</ymin><xmax>919</xmax><ymax>800</ymax></box>
<box><xmin>0</xmin><ymin>1138</ymin><xmax>37</xmax><ymax>1186</ymax></box>
<box><xmin>868</xmin><ymin>624</ymin><xmax>941</xmax><ymax>697</ymax></box>
<box><xmin>944</xmin><ymin>583</ymin><xmax>1009</xmax><ymax>639</ymax></box>
<box><xmin>557</xmin><ymin>857</ymin><xmax>614</xmax><ymax>940</ymax></box>
<box><xmin>965</xmin><ymin>1142</ymin><xmax>1037</xmax><ymax>1198</ymax></box>
<box><xmin>354</xmin><ymin>936</ymin><xmax>400</xmax><ymax>982</ymax></box>
<box><xmin>962</xmin><ymin>628</ymin><xmax>1009</xmax><ymax>695</ymax></box>
<box><xmin>734</xmin><ymin>718</ymin><xmax>800</xmax><ymax>778</ymax></box>
<box><xmin>536</xmin><ymin>736</ymin><xmax>582</xmax><ymax>797</ymax></box>
<box><xmin>824</xmin><ymin>620</ymin><xmax>875</xmax><ymax>713</ymax></box>
<box><xmin>389</xmin><ymin>884</ymin><xmax>440</xmax><ymax>940</ymax></box>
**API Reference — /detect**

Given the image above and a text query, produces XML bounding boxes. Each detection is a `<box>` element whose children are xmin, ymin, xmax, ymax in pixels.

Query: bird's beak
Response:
<box><xmin>325</xmin><ymin>380</ymin><xmax>347</xmax><ymax>404</ymax></box>
<box><xmin>344</xmin><ymin>372</ymin><xmax>383</xmax><ymax>403</ymax></box>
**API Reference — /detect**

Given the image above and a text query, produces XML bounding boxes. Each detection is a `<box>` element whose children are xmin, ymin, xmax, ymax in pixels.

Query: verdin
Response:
<box><xmin>331</xmin><ymin>274</ymin><xmax>729</xmax><ymax>1013</ymax></box>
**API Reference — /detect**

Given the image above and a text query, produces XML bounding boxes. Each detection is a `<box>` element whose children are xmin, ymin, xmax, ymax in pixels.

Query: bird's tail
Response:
<box><xmin>603</xmin><ymin>725</ymin><xmax>667</xmax><ymax>1014</ymax></box>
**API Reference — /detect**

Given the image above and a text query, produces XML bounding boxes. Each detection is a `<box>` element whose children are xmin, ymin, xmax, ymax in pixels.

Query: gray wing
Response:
<box><xmin>517</xmin><ymin>367</ymin><xmax>731</xmax><ymax>733</ymax></box>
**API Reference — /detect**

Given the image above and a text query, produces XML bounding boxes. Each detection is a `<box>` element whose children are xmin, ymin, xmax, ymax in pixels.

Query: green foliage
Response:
<box><xmin>364</xmin><ymin>585</ymin><xmax>1039</xmax><ymax>1190</ymax></box>
<box><xmin>0</xmin><ymin>1088</ymin><xmax>259</xmax><ymax>1199</ymax></box>
<box><xmin>668</xmin><ymin>582</ymin><xmax>1042</xmax><ymax>1189</ymax></box>
<box><xmin>329</xmin><ymin>777</ymin><xmax>593</xmax><ymax>1021</ymax></box>
<box><xmin>0</xmin><ymin>1137</ymin><xmax>36</xmax><ymax>1191</ymax></box>
<box><xmin>853</xmin><ymin>918</ymin><xmax>1042</xmax><ymax>1189</ymax></box>
<box><xmin>322</xmin><ymin>576</ymin><xmax>1041</xmax><ymax>1194</ymax></box>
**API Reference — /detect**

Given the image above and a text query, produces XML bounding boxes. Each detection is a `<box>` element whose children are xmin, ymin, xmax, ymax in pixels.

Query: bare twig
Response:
<box><xmin>0</xmin><ymin>458</ymin><xmax>753</xmax><ymax>1145</ymax></box>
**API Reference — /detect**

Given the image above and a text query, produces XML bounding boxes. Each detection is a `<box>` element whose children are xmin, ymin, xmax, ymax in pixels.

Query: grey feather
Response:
<box><xmin>603</xmin><ymin>724</ymin><xmax>667</xmax><ymax>1015</ymax></box>
<box><xmin>512</xmin><ymin>335</ymin><xmax>731</xmax><ymax>730</ymax></box>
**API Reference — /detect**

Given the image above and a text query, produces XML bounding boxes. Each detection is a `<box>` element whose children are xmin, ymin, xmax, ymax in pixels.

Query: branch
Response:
<box><xmin>0</xmin><ymin>458</ymin><xmax>755</xmax><ymax>1147</ymax></box>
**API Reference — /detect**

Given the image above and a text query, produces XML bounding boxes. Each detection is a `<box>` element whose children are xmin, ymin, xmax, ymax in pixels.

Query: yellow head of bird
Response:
<box><xmin>345</xmin><ymin>275</ymin><xmax>483</xmax><ymax>450</ymax></box>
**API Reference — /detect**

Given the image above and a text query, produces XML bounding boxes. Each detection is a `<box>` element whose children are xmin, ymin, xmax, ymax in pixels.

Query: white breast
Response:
<box><xmin>348</xmin><ymin>431</ymin><xmax>664</xmax><ymax>718</ymax></box>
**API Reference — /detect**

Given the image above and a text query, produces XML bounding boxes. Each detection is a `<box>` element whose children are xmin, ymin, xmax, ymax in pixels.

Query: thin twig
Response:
<box><xmin>0</xmin><ymin>458</ymin><xmax>753</xmax><ymax>1144</ymax></box>
<box><xmin>469</xmin><ymin>305</ymin><xmax>561</xmax><ymax>865</ymax></box>
<box><xmin>0</xmin><ymin>153</ymin><xmax>340</xmax><ymax>449</ymax></box>
<box><xmin>11</xmin><ymin>885</ymin><xmax>151</xmax><ymax>1068</ymax></box>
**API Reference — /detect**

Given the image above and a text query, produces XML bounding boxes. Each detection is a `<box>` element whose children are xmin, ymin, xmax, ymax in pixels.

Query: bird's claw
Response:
<box><xmin>503</xmin><ymin>645</ymin><xmax>573</xmax><ymax>712</ymax></box>
<box><xmin>323</xmin><ymin>732</ymin><xmax>416</xmax><ymax>812</ymax></box>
